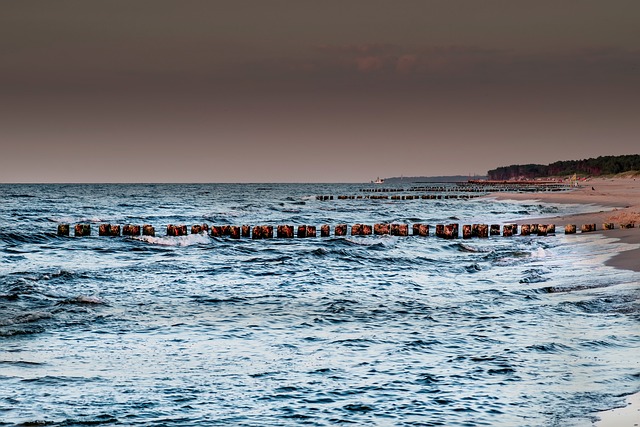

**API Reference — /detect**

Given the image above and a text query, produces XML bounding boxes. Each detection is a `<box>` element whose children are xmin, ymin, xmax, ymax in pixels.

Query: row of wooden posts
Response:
<box><xmin>317</xmin><ymin>194</ymin><xmax>482</xmax><ymax>201</ymax></box>
<box><xmin>57</xmin><ymin>222</ymin><xmax>632</xmax><ymax>239</ymax></box>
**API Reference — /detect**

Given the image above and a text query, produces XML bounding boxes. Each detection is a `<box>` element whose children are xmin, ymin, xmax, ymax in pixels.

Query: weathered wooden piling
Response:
<box><xmin>351</xmin><ymin>224</ymin><xmax>362</xmax><ymax>236</ymax></box>
<box><xmin>490</xmin><ymin>224</ymin><xmax>500</xmax><ymax>236</ymax></box>
<box><xmin>444</xmin><ymin>224</ymin><xmax>458</xmax><ymax>239</ymax></box>
<box><xmin>252</xmin><ymin>225</ymin><xmax>273</xmax><ymax>239</ymax></box>
<box><xmin>298</xmin><ymin>225</ymin><xmax>316</xmax><ymax>238</ymax></box>
<box><xmin>74</xmin><ymin>224</ymin><xmax>91</xmax><ymax>237</ymax></box>
<box><xmin>530</xmin><ymin>224</ymin><xmax>539</xmax><ymax>235</ymax></box>
<box><xmin>462</xmin><ymin>225</ymin><xmax>472</xmax><ymax>239</ymax></box>
<box><xmin>476</xmin><ymin>224</ymin><xmax>489</xmax><ymax>238</ymax></box>
<box><xmin>306</xmin><ymin>225</ymin><xmax>316</xmax><ymax>237</ymax></box>
<box><xmin>277</xmin><ymin>225</ymin><xmax>294</xmax><ymax>238</ymax></box>
<box><xmin>581</xmin><ymin>224</ymin><xmax>596</xmax><ymax>233</ymax></box>
<box><xmin>57</xmin><ymin>224</ymin><xmax>70</xmax><ymax>237</ymax></box>
<box><xmin>415</xmin><ymin>224</ymin><xmax>429</xmax><ymax>237</ymax></box>
<box><xmin>321</xmin><ymin>224</ymin><xmax>330</xmax><ymax>237</ymax></box>
<box><xmin>435</xmin><ymin>224</ymin><xmax>445</xmax><ymax>238</ymax></box>
<box><xmin>565</xmin><ymin>224</ymin><xmax>577</xmax><ymax>234</ymax></box>
<box><xmin>142</xmin><ymin>225</ymin><xmax>154</xmax><ymax>236</ymax></box>
<box><xmin>502</xmin><ymin>224</ymin><xmax>515</xmax><ymax>237</ymax></box>
<box><xmin>242</xmin><ymin>225</ymin><xmax>251</xmax><ymax>238</ymax></box>
<box><xmin>191</xmin><ymin>225</ymin><xmax>204</xmax><ymax>234</ymax></box>
<box><xmin>537</xmin><ymin>224</ymin><xmax>548</xmax><ymax>236</ymax></box>
<box><xmin>229</xmin><ymin>226</ymin><xmax>240</xmax><ymax>239</ymax></box>
<box><xmin>123</xmin><ymin>225</ymin><xmax>141</xmax><ymax>236</ymax></box>
<box><xmin>362</xmin><ymin>224</ymin><xmax>372</xmax><ymax>235</ymax></box>
<box><xmin>374</xmin><ymin>223</ymin><xmax>390</xmax><ymax>235</ymax></box>
<box><xmin>167</xmin><ymin>224</ymin><xmax>187</xmax><ymax>236</ymax></box>
<box><xmin>520</xmin><ymin>224</ymin><xmax>531</xmax><ymax>236</ymax></box>
<box><xmin>221</xmin><ymin>225</ymin><xmax>232</xmax><ymax>236</ymax></box>
<box><xmin>391</xmin><ymin>224</ymin><xmax>409</xmax><ymax>236</ymax></box>
<box><xmin>99</xmin><ymin>224</ymin><xmax>111</xmax><ymax>236</ymax></box>
<box><xmin>110</xmin><ymin>225</ymin><xmax>121</xmax><ymax>236</ymax></box>
<box><xmin>335</xmin><ymin>224</ymin><xmax>347</xmax><ymax>236</ymax></box>
<box><xmin>210</xmin><ymin>226</ymin><xmax>222</xmax><ymax>237</ymax></box>
<box><xmin>620</xmin><ymin>222</ymin><xmax>636</xmax><ymax>229</ymax></box>
<box><xmin>603</xmin><ymin>223</ymin><xmax>615</xmax><ymax>230</ymax></box>
<box><xmin>547</xmin><ymin>224</ymin><xmax>556</xmax><ymax>234</ymax></box>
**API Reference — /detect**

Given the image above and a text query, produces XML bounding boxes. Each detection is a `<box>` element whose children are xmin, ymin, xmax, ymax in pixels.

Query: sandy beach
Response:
<box><xmin>493</xmin><ymin>177</ymin><xmax>640</xmax><ymax>426</ymax></box>
<box><xmin>492</xmin><ymin>177</ymin><xmax>640</xmax><ymax>273</ymax></box>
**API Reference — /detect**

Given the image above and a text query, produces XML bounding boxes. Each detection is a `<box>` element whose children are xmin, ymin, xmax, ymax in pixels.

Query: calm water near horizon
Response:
<box><xmin>1</xmin><ymin>183</ymin><xmax>639</xmax><ymax>426</ymax></box>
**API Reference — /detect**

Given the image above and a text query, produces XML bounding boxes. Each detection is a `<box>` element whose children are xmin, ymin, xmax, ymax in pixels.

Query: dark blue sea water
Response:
<box><xmin>1</xmin><ymin>184</ymin><xmax>639</xmax><ymax>426</ymax></box>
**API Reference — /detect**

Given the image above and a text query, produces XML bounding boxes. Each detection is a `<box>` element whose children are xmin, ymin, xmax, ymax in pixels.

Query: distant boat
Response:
<box><xmin>373</xmin><ymin>177</ymin><xmax>384</xmax><ymax>184</ymax></box>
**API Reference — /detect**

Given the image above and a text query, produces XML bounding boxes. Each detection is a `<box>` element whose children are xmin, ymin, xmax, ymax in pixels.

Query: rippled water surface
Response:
<box><xmin>1</xmin><ymin>184</ymin><xmax>639</xmax><ymax>426</ymax></box>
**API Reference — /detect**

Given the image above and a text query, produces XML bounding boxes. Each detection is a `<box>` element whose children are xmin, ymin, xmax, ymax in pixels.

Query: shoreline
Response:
<box><xmin>491</xmin><ymin>177</ymin><xmax>640</xmax><ymax>425</ymax></box>
<box><xmin>490</xmin><ymin>177</ymin><xmax>640</xmax><ymax>273</ymax></box>
<box><xmin>594</xmin><ymin>392</ymin><xmax>640</xmax><ymax>427</ymax></box>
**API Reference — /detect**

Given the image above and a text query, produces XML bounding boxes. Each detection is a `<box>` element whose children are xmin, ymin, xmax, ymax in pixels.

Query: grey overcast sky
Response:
<box><xmin>1</xmin><ymin>1</ymin><xmax>639</xmax><ymax>182</ymax></box>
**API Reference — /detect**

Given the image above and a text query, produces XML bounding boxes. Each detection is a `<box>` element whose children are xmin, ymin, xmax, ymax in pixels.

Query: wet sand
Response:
<box><xmin>491</xmin><ymin>177</ymin><xmax>640</xmax><ymax>272</ymax></box>
<box><xmin>595</xmin><ymin>392</ymin><xmax>640</xmax><ymax>427</ymax></box>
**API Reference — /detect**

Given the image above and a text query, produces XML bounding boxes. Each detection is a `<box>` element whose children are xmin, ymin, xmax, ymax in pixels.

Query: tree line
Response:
<box><xmin>487</xmin><ymin>155</ymin><xmax>640</xmax><ymax>180</ymax></box>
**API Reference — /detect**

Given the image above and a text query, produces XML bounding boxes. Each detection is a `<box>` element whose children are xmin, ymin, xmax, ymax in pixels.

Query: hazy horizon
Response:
<box><xmin>2</xmin><ymin>1</ymin><xmax>639</xmax><ymax>183</ymax></box>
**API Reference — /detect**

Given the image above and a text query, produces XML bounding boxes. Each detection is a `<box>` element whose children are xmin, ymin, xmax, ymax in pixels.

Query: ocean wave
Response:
<box><xmin>133</xmin><ymin>234</ymin><xmax>212</xmax><ymax>247</ymax></box>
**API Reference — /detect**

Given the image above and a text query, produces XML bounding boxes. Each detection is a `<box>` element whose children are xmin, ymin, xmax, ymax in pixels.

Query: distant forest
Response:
<box><xmin>487</xmin><ymin>155</ymin><xmax>640</xmax><ymax>180</ymax></box>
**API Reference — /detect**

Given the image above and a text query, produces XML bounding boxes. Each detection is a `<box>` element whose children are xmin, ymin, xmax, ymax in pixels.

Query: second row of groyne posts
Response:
<box><xmin>57</xmin><ymin>222</ymin><xmax>634</xmax><ymax>239</ymax></box>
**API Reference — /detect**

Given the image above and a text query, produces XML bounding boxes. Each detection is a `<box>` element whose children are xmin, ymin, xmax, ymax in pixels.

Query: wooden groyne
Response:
<box><xmin>55</xmin><ymin>221</ymin><xmax>631</xmax><ymax>239</ymax></box>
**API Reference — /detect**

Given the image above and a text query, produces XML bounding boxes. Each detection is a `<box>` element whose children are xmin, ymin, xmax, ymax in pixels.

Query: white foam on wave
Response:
<box><xmin>530</xmin><ymin>247</ymin><xmax>547</xmax><ymax>258</ymax></box>
<box><xmin>134</xmin><ymin>233</ymin><xmax>212</xmax><ymax>247</ymax></box>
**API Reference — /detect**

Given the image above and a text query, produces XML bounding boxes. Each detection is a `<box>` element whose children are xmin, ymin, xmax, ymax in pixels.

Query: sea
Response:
<box><xmin>1</xmin><ymin>183</ymin><xmax>639</xmax><ymax>427</ymax></box>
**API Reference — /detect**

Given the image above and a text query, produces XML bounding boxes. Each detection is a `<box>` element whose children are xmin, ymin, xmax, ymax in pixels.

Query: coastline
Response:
<box><xmin>594</xmin><ymin>392</ymin><xmax>640</xmax><ymax>427</ymax></box>
<box><xmin>490</xmin><ymin>177</ymin><xmax>640</xmax><ymax>273</ymax></box>
<box><xmin>491</xmin><ymin>177</ymin><xmax>640</xmax><ymax>425</ymax></box>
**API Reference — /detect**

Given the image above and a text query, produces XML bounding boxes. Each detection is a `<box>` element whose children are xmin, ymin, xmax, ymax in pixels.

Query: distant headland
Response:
<box><xmin>381</xmin><ymin>175</ymin><xmax>487</xmax><ymax>184</ymax></box>
<box><xmin>487</xmin><ymin>154</ymin><xmax>640</xmax><ymax>180</ymax></box>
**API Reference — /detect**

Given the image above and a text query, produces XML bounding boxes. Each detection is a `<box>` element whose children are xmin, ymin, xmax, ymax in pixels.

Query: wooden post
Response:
<box><xmin>565</xmin><ymin>224</ymin><xmax>577</xmax><ymax>234</ymax></box>
<box><xmin>110</xmin><ymin>225</ymin><xmax>121</xmax><ymax>236</ymax></box>
<box><xmin>229</xmin><ymin>226</ymin><xmax>240</xmax><ymax>239</ymax></box>
<box><xmin>277</xmin><ymin>225</ymin><xmax>294</xmax><ymax>238</ymax></box>
<box><xmin>361</xmin><ymin>224</ymin><xmax>372</xmax><ymax>235</ymax></box>
<box><xmin>99</xmin><ymin>224</ymin><xmax>111</xmax><ymax>236</ymax></box>
<box><xmin>462</xmin><ymin>225</ymin><xmax>472</xmax><ymax>239</ymax></box>
<box><xmin>435</xmin><ymin>224</ymin><xmax>445</xmax><ymax>238</ymax></box>
<box><xmin>581</xmin><ymin>224</ymin><xmax>596</xmax><ymax>233</ymax></box>
<box><xmin>321</xmin><ymin>224</ymin><xmax>330</xmax><ymax>237</ymax></box>
<box><xmin>142</xmin><ymin>225</ymin><xmax>154</xmax><ymax>236</ymax></box>
<box><xmin>74</xmin><ymin>224</ymin><xmax>91</xmax><ymax>237</ymax></box>
<box><xmin>537</xmin><ymin>224</ymin><xmax>548</xmax><ymax>236</ymax></box>
<box><xmin>297</xmin><ymin>225</ymin><xmax>307</xmax><ymax>238</ymax></box>
<box><xmin>374</xmin><ymin>223</ymin><xmax>390</xmax><ymax>235</ymax></box>
<box><xmin>211</xmin><ymin>226</ymin><xmax>222</xmax><ymax>237</ymax></box>
<box><xmin>57</xmin><ymin>224</ymin><xmax>70</xmax><ymax>237</ymax></box>
<box><xmin>351</xmin><ymin>224</ymin><xmax>362</xmax><ymax>236</ymax></box>
<box><xmin>603</xmin><ymin>223</ymin><xmax>615</xmax><ymax>230</ymax></box>
<box><xmin>335</xmin><ymin>224</ymin><xmax>347</xmax><ymax>236</ymax></box>
<box><xmin>502</xmin><ymin>224</ymin><xmax>514</xmax><ymax>237</ymax></box>
<box><xmin>191</xmin><ymin>225</ymin><xmax>203</xmax><ymax>234</ymax></box>
<box><xmin>444</xmin><ymin>224</ymin><xmax>458</xmax><ymax>239</ymax></box>
<box><xmin>123</xmin><ymin>225</ymin><xmax>141</xmax><ymax>236</ymax></box>
<box><xmin>547</xmin><ymin>224</ymin><xmax>556</xmax><ymax>234</ymax></box>
<box><xmin>242</xmin><ymin>225</ymin><xmax>251</xmax><ymax>238</ymax></box>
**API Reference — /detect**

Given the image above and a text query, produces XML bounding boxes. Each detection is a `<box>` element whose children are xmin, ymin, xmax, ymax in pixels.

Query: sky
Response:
<box><xmin>1</xmin><ymin>0</ymin><xmax>639</xmax><ymax>183</ymax></box>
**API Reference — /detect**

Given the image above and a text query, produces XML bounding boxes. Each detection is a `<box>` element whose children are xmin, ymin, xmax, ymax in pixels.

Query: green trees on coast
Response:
<box><xmin>487</xmin><ymin>155</ymin><xmax>640</xmax><ymax>180</ymax></box>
